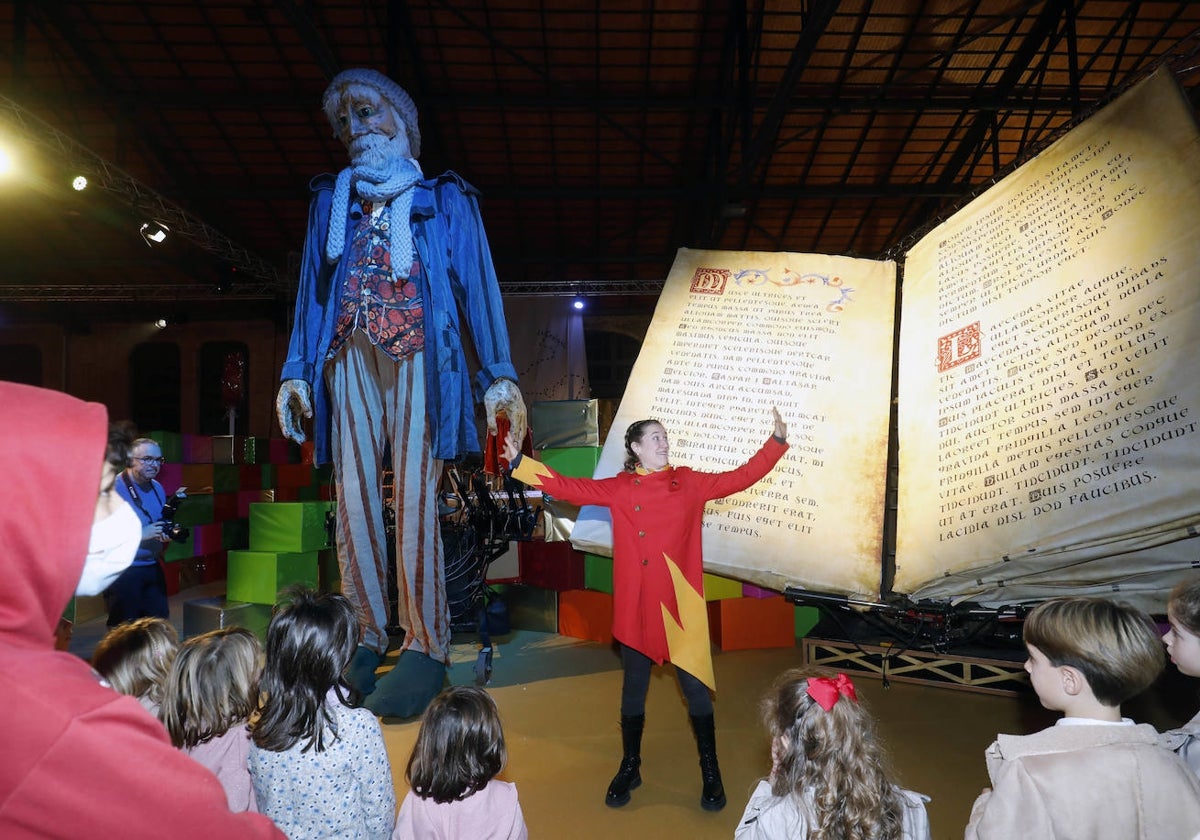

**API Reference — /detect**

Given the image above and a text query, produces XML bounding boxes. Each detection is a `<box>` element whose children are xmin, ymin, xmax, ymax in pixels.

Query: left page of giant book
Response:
<box><xmin>570</xmin><ymin>247</ymin><xmax>895</xmax><ymax>598</ymax></box>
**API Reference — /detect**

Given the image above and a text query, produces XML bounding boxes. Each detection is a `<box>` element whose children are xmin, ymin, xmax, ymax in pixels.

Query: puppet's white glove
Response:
<box><xmin>484</xmin><ymin>378</ymin><xmax>527</xmax><ymax>446</ymax></box>
<box><xmin>276</xmin><ymin>379</ymin><xmax>313</xmax><ymax>445</ymax></box>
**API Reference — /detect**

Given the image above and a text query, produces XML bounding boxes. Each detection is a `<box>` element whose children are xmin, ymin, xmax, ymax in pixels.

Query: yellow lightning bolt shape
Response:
<box><xmin>661</xmin><ymin>553</ymin><xmax>715</xmax><ymax>690</ymax></box>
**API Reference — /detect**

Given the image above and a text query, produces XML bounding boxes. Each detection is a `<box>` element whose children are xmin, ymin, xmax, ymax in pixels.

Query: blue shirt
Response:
<box><xmin>113</xmin><ymin>474</ymin><xmax>165</xmax><ymax>566</ymax></box>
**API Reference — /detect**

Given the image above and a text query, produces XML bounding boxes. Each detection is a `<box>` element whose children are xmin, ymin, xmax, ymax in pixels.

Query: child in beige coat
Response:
<box><xmin>965</xmin><ymin>596</ymin><xmax>1200</xmax><ymax>840</ymax></box>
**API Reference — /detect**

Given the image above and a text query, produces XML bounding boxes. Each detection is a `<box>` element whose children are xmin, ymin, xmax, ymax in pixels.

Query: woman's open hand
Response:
<box><xmin>501</xmin><ymin>431</ymin><xmax>520</xmax><ymax>464</ymax></box>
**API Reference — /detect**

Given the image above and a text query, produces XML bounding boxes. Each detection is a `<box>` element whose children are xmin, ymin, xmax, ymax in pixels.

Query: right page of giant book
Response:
<box><xmin>896</xmin><ymin>69</ymin><xmax>1200</xmax><ymax>605</ymax></box>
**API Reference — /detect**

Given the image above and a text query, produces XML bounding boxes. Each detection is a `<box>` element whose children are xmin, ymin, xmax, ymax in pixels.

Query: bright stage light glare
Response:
<box><xmin>572</xmin><ymin>297</ymin><xmax>585</xmax><ymax>311</ymax></box>
<box><xmin>140</xmin><ymin>221</ymin><xmax>169</xmax><ymax>246</ymax></box>
<box><xmin>72</xmin><ymin>175</ymin><xmax>88</xmax><ymax>191</ymax></box>
<box><xmin>154</xmin><ymin>318</ymin><xmax>168</xmax><ymax>329</ymax></box>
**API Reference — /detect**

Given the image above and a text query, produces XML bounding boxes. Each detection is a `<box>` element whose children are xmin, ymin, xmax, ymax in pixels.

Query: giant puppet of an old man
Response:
<box><xmin>276</xmin><ymin>69</ymin><xmax>526</xmax><ymax>718</ymax></box>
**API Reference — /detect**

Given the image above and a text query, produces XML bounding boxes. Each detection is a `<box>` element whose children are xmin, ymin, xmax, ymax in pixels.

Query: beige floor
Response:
<box><xmin>379</xmin><ymin>634</ymin><xmax>1073</xmax><ymax>840</ymax></box>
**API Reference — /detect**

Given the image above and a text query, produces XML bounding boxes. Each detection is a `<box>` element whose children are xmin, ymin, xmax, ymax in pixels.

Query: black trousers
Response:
<box><xmin>619</xmin><ymin>644</ymin><xmax>713</xmax><ymax>717</ymax></box>
<box><xmin>103</xmin><ymin>562</ymin><xmax>169</xmax><ymax>626</ymax></box>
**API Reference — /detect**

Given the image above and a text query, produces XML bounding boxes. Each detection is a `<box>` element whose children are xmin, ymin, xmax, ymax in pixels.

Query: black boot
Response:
<box><xmin>605</xmin><ymin>714</ymin><xmax>644</xmax><ymax>807</ymax></box>
<box><xmin>690</xmin><ymin>713</ymin><xmax>726</xmax><ymax>811</ymax></box>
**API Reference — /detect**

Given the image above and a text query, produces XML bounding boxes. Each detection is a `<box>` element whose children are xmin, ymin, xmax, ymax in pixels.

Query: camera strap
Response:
<box><xmin>121</xmin><ymin>472</ymin><xmax>165</xmax><ymax>524</ymax></box>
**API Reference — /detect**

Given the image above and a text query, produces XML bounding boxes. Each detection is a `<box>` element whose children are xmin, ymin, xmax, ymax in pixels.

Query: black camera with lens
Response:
<box><xmin>160</xmin><ymin>492</ymin><xmax>191</xmax><ymax>543</ymax></box>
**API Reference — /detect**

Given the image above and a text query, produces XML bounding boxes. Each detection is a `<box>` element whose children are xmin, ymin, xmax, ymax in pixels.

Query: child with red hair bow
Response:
<box><xmin>735</xmin><ymin>669</ymin><xmax>931</xmax><ymax>840</ymax></box>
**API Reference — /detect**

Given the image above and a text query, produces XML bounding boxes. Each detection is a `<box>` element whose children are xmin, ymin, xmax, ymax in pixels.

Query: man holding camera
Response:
<box><xmin>105</xmin><ymin>437</ymin><xmax>186</xmax><ymax>626</ymax></box>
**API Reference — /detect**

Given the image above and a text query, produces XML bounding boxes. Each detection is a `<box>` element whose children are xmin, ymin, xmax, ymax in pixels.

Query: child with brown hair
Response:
<box><xmin>392</xmin><ymin>685</ymin><xmax>526</xmax><ymax>839</ymax></box>
<box><xmin>966</xmin><ymin>596</ymin><xmax>1200</xmax><ymax>839</ymax></box>
<box><xmin>735</xmin><ymin>668</ymin><xmax>930</xmax><ymax>839</ymax></box>
<box><xmin>91</xmin><ymin>616</ymin><xmax>179</xmax><ymax>716</ymax></box>
<box><xmin>249</xmin><ymin>587</ymin><xmax>395</xmax><ymax>839</ymax></box>
<box><xmin>160</xmin><ymin>627</ymin><xmax>262</xmax><ymax>812</ymax></box>
<box><xmin>1162</xmin><ymin>577</ymin><xmax>1200</xmax><ymax>776</ymax></box>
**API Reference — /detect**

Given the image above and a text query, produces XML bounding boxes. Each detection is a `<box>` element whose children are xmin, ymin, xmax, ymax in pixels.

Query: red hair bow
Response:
<box><xmin>805</xmin><ymin>673</ymin><xmax>858</xmax><ymax>711</ymax></box>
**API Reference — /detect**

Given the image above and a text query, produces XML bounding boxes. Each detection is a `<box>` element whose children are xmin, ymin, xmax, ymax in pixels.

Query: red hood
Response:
<box><xmin>0</xmin><ymin>383</ymin><xmax>106</xmax><ymax>649</ymax></box>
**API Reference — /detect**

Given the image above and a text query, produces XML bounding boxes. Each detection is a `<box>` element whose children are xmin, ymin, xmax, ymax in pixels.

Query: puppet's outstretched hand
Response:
<box><xmin>276</xmin><ymin>379</ymin><xmax>313</xmax><ymax>445</ymax></box>
<box><xmin>485</xmin><ymin>378</ymin><xmax>527</xmax><ymax>445</ymax></box>
<box><xmin>772</xmin><ymin>406</ymin><xmax>788</xmax><ymax>440</ymax></box>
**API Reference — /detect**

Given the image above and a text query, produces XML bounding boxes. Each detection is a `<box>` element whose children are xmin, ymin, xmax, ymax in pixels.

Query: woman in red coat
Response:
<box><xmin>503</xmin><ymin>408</ymin><xmax>788</xmax><ymax>812</ymax></box>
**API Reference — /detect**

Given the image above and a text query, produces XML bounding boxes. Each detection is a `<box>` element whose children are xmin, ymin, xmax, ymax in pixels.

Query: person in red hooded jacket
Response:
<box><xmin>0</xmin><ymin>382</ymin><xmax>284</xmax><ymax>840</ymax></box>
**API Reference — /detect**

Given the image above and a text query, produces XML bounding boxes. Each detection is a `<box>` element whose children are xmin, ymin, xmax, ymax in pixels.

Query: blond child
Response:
<box><xmin>1163</xmin><ymin>578</ymin><xmax>1200</xmax><ymax>776</ymax></box>
<box><xmin>91</xmin><ymin>616</ymin><xmax>178</xmax><ymax>716</ymax></box>
<box><xmin>160</xmin><ymin>627</ymin><xmax>262</xmax><ymax>812</ymax></box>
<box><xmin>393</xmin><ymin>685</ymin><xmax>527</xmax><ymax>840</ymax></box>
<box><xmin>735</xmin><ymin>668</ymin><xmax>930</xmax><ymax>840</ymax></box>
<box><xmin>966</xmin><ymin>596</ymin><xmax>1200</xmax><ymax>839</ymax></box>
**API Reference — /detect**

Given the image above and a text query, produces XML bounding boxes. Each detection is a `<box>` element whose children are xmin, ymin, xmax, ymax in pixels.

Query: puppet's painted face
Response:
<box><xmin>330</xmin><ymin>83</ymin><xmax>410</xmax><ymax>162</ymax></box>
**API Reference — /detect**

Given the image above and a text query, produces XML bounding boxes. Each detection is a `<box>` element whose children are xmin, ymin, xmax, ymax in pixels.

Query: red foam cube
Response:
<box><xmin>518</xmin><ymin>540</ymin><xmax>585</xmax><ymax>591</ymax></box>
<box><xmin>558</xmin><ymin>589</ymin><xmax>614</xmax><ymax>644</ymax></box>
<box><xmin>707</xmin><ymin>595</ymin><xmax>796</xmax><ymax>651</ymax></box>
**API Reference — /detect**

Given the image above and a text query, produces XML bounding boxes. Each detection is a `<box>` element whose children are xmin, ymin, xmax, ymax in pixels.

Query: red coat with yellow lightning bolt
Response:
<box><xmin>512</xmin><ymin>436</ymin><xmax>787</xmax><ymax>689</ymax></box>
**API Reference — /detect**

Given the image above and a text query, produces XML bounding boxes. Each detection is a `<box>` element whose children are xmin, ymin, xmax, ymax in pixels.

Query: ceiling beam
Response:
<box><xmin>0</xmin><ymin>283</ymin><xmax>278</xmax><ymax>302</ymax></box>
<box><xmin>918</xmin><ymin>0</ymin><xmax>1070</xmax><ymax>219</ymax></box>
<box><xmin>738</xmin><ymin>0</ymin><xmax>840</xmax><ymax>186</ymax></box>
<box><xmin>275</xmin><ymin>0</ymin><xmax>341</xmax><ymax>79</ymax></box>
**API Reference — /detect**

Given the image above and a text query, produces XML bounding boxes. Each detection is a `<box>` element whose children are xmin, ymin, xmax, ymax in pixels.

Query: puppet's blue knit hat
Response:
<box><xmin>322</xmin><ymin>68</ymin><xmax>421</xmax><ymax>158</ymax></box>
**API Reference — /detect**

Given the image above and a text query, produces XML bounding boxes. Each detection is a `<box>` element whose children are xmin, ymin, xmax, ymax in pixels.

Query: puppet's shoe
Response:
<box><xmin>364</xmin><ymin>650</ymin><xmax>446</xmax><ymax>718</ymax></box>
<box><xmin>344</xmin><ymin>645</ymin><xmax>384</xmax><ymax>697</ymax></box>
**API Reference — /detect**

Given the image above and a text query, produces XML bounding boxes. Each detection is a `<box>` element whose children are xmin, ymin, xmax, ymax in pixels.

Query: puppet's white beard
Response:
<box><xmin>351</xmin><ymin>134</ymin><xmax>409</xmax><ymax>181</ymax></box>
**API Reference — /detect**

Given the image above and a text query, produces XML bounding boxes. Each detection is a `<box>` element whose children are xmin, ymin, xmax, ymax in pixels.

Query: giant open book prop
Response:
<box><xmin>570</xmin><ymin>69</ymin><xmax>1200</xmax><ymax>611</ymax></box>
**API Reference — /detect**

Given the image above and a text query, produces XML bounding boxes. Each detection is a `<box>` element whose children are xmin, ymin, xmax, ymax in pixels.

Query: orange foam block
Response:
<box><xmin>180</xmin><ymin>463</ymin><xmax>214</xmax><ymax>493</ymax></box>
<box><xmin>707</xmin><ymin>595</ymin><xmax>796</xmax><ymax>651</ymax></box>
<box><xmin>557</xmin><ymin>589</ymin><xmax>614</xmax><ymax>645</ymax></box>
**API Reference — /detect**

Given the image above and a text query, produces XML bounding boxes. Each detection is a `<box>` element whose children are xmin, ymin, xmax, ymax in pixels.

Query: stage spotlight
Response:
<box><xmin>140</xmin><ymin>221</ymin><xmax>170</xmax><ymax>246</ymax></box>
<box><xmin>572</xmin><ymin>297</ymin><xmax>585</xmax><ymax>311</ymax></box>
<box><xmin>154</xmin><ymin>318</ymin><xmax>168</xmax><ymax>329</ymax></box>
<box><xmin>71</xmin><ymin>175</ymin><xmax>88</xmax><ymax>191</ymax></box>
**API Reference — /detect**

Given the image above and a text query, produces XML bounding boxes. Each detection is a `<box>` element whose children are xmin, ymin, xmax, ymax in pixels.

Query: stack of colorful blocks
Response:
<box><xmin>144</xmin><ymin>431</ymin><xmax>337</xmax><ymax>638</ymax></box>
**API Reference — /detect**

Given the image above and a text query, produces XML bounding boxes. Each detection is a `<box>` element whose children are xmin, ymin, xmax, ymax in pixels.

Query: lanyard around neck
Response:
<box><xmin>122</xmin><ymin>472</ymin><xmax>163</xmax><ymax>522</ymax></box>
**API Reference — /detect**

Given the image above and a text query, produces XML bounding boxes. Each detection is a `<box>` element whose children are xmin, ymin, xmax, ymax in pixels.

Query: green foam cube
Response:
<box><xmin>584</xmin><ymin>553</ymin><xmax>613</xmax><ymax>594</ymax></box>
<box><xmin>173</xmin><ymin>493</ymin><xmax>214</xmax><ymax>527</ymax></box>
<box><xmin>539</xmin><ymin>446</ymin><xmax>601</xmax><ymax>478</ymax></box>
<box><xmin>163</xmin><ymin>530</ymin><xmax>196</xmax><ymax>562</ymax></box>
<box><xmin>227</xmin><ymin>550</ymin><xmax>319</xmax><ymax>605</ymax></box>
<box><xmin>222</xmin><ymin>517</ymin><xmax>250</xmax><ymax>549</ymax></box>
<box><xmin>249</xmin><ymin>502</ymin><xmax>333</xmax><ymax>553</ymax></box>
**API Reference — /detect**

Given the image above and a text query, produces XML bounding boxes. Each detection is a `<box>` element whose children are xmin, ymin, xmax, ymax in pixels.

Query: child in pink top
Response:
<box><xmin>160</xmin><ymin>627</ymin><xmax>262</xmax><ymax>812</ymax></box>
<box><xmin>392</xmin><ymin>686</ymin><xmax>527</xmax><ymax>840</ymax></box>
